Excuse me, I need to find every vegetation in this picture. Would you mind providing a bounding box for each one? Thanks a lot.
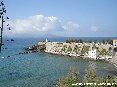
[101,40,106,44]
[106,40,113,45]
[81,46,90,55]
[67,46,72,52]
[100,48,109,56]
[104,75,116,83]
[57,69,81,87]
[109,47,112,51]
[73,45,80,54]
[87,40,92,43]
[61,45,67,52]
[84,68,103,84]
[66,39,83,43]
[56,68,117,87]
[57,42,63,44]
[92,45,98,50]
[99,40,113,45]
[65,39,113,45]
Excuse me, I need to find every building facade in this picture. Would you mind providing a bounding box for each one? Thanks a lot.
[88,49,97,59]
[113,39,117,46]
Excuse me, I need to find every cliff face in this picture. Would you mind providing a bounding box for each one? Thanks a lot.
[42,42,113,59]
[45,42,83,56]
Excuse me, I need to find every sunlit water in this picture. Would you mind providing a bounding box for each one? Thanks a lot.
[0,37,117,87]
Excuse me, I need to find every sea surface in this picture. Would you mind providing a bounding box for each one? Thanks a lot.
[0,37,117,87]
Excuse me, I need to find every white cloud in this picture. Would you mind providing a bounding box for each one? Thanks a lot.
[90,26,98,32]
[12,15,63,33]
[63,21,80,31]
[3,14,80,37]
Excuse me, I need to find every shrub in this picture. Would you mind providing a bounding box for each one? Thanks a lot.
[81,46,90,55]
[56,69,81,87]
[67,46,72,52]
[61,45,67,52]
[100,49,109,55]
[56,68,117,87]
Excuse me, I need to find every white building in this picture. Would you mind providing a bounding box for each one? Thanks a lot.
[46,39,48,42]
[88,49,97,59]
[113,39,117,47]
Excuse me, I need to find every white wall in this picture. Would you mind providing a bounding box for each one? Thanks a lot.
[88,49,97,59]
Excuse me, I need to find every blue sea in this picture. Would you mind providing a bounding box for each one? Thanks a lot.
[0,37,117,87]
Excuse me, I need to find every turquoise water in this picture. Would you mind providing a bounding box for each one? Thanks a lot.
[0,38,117,87]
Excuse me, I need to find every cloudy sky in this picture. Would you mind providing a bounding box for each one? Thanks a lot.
[3,0,117,37]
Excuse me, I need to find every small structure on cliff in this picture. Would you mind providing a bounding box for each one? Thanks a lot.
[113,39,117,47]
[46,39,48,42]
[88,46,99,59]
[88,49,97,59]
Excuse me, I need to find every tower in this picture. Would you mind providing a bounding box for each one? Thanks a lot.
[46,38,48,42]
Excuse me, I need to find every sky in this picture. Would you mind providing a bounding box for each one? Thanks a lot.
[3,0,117,37]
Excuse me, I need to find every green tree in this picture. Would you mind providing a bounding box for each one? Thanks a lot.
[56,68,117,87]
[81,46,90,55]
[56,69,81,87]
[79,39,83,43]
[104,75,115,83]
[65,39,83,43]
[84,68,97,83]
[67,46,72,52]
[107,40,113,45]
[61,45,67,52]
[88,40,92,43]
[73,45,80,54]
[94,40,98,43]
[100,49,109,55]
[103,75,117,87]
[101,40,105,44]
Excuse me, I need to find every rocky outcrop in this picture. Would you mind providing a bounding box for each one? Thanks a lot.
[25,44,46,52]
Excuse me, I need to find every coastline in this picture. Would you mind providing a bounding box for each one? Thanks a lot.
[107,57,117,68]
[45,51,117,69]
[25,40,117,67]
[45,51,109,62]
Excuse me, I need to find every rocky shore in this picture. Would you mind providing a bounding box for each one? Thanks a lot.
[108,53,117,67]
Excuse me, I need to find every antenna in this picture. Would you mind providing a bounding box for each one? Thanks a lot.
[0,0,10,52]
